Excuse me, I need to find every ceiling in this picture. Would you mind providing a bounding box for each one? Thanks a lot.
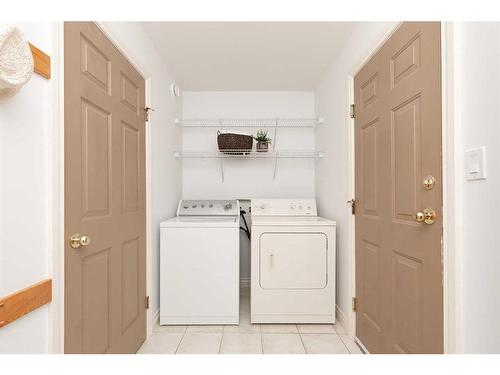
[141,22,358,91]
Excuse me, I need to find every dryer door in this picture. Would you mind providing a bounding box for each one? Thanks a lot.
[259,232,327,289]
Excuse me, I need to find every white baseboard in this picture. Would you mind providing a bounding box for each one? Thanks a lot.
[240,277,250,288]
[336,304,368,353]
[152,309,160,327]
[146,309,160,338]
[335,304,348,332]
[355,337,369,354]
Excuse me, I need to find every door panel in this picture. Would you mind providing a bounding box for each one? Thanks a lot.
[361,119,379,216]
[81,99,112,218]
[355,22,443,354]
[362,241,381,325]
[259,233,327,289]
[122,121,140,213]
[391,95,421,222]
[121,237,140,332]
[65,22,146,354]
[120,72,140,114]
[390,33,421,88]
[392,252,422,354]
[82,248,111,353]
[360,73,378,108]
[80,34,111,93]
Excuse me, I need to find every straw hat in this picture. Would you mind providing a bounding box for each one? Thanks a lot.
[0,24,33,99]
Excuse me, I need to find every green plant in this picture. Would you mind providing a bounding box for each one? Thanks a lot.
[253,129,272,143]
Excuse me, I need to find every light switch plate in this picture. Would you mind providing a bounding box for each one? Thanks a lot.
[465,147,487,181]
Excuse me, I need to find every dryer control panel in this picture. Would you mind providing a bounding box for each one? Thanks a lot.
[251,199,317,216]
[177,200,240,216]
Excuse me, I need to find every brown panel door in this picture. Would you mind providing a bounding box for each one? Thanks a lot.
[64,22,146,354]
[354,22,443,354]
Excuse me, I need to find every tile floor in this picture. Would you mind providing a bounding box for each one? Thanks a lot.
[137,288,363,354]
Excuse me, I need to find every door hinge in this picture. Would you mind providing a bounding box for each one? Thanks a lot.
[144,106,155,122]
[352,297,358,312]
[350,104,356,119]
[347,199,356,215]
[145,296,150,310]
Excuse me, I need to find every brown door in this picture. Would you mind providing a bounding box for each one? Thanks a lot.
[64,22,146,354]
[354,22,443,354]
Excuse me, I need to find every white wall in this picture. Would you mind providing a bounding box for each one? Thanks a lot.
[453,22,500,353]
[0,22,52,353]
[314,22,397,327]
[182,91,316,281]
[182,91,316,199]
[100,22,183,324]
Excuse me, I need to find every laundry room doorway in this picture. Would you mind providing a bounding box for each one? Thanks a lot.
[353,22,443,353]
[64,22,147,353]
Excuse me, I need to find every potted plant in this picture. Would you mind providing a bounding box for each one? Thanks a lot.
[253,130,272,152]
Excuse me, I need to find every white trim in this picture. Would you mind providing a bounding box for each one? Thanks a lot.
[144,77,153,338]
[49,21,65,354]
[347,22,457,353]
[152,309,160,329]
[441,21,460,354]
[355,337,370,354]
[51,22,154,353]
[347,76,356,340]
[335,305,347,330]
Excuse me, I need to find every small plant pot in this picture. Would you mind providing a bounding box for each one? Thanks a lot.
[256,141,269,152]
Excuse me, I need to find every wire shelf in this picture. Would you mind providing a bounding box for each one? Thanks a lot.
[174,118,324,128]
[174,150,324,159]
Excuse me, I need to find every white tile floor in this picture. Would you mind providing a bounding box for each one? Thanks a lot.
[137,288,363,354]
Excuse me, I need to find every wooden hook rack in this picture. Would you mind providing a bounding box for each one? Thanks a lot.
[28,42,51,79]
[0,279,52,328]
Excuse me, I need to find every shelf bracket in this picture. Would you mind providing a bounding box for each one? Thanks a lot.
[273,156,279,181]
[218,118,225,182]
[272,119,279,181]
[219,157,225,183]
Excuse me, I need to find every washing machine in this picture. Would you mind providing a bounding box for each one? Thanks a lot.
[250,199,336,324]
[160,199,240,325]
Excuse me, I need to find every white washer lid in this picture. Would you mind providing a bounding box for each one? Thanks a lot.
[160,216,239,228]
[251,216,336,226]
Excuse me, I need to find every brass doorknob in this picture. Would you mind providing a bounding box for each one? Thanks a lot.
[415,208,437,225]
[69,233,91,249]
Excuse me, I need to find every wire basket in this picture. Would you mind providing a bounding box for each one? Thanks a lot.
[217,131,253,155]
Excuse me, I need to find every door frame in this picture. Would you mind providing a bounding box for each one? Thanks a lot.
[49,21,153,353]
[346,22,459,354]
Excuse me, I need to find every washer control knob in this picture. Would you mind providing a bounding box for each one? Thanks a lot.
[224,203,233,211]
[192,204,197,208]
[209,203,213,208]
[183,205,188,209]
[201,204,205,208]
